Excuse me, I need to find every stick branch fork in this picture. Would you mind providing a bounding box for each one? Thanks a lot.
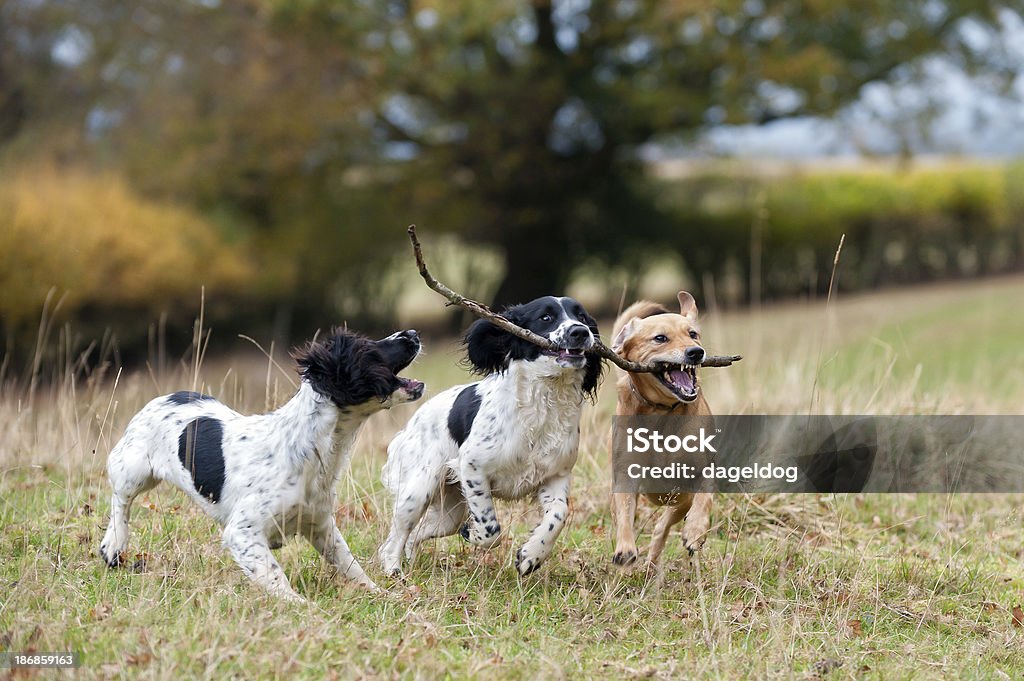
[407,225,742,374]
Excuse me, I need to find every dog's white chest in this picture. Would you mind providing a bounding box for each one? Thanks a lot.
[479,370,583,499]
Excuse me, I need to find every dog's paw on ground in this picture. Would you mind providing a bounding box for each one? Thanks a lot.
[680,524,708,555]
[612,548,638,566]
[515,549,543,576]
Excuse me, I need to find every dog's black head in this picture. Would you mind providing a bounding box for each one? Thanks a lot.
[464,296,603,399]
[294,329,424,409]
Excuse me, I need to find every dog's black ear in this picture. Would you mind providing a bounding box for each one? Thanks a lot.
[463,304,535,374]
[464,318,511,375]
[294,334,340,398]
[501,305,539,363]
[294,330,398,406]
[580,311,605,399]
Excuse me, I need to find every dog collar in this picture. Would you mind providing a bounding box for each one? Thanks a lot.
[630,382,681,412]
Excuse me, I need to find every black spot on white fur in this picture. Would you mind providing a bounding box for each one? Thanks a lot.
[448,385,482,446]
[178,417,226,503]
[378,296,600,578]
[101,328,422,598]
[166,390,213,405]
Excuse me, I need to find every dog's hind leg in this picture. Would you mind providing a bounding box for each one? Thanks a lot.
[404,483,467,561]
[378,474,436,577]
[309,518,379,592]
[611,492,639,567]
[458,457,502,549]
[99,440,158,567]
[647,497,691,567]
[223,513,303,602]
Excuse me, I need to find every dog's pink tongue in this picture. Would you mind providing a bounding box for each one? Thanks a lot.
[668,369,693,391]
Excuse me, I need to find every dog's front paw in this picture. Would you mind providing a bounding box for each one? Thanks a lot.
[515,547,543,576]
[612,546,638,567]
[680,519,709,555]
[459,520,502,548]
[377,545,404,578]
[98,543,125,568]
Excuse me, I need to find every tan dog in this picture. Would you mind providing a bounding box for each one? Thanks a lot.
[610,291,713,567]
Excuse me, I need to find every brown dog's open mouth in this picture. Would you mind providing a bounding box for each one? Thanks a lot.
[657,365,699,403]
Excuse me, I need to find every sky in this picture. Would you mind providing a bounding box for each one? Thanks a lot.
[685,11,1024,159]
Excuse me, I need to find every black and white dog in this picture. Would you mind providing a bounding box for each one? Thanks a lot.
[99,329,423,600]
[378,297,602,577]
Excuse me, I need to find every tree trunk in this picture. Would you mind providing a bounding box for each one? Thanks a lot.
[490,221,572,307]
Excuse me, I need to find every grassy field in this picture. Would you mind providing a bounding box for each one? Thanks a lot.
[2,276,1024,679]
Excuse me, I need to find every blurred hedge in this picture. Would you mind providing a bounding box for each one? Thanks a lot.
[0,166,258,357]
[657,161,1024,304]
[3,161,1021,365]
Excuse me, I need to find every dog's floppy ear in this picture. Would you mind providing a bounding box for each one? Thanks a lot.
[611,318,637,354]
[464,305,535,374]
[294,330,398,406]
[677,291,698,322]
[464,318,511,375]
[294,333,344,399]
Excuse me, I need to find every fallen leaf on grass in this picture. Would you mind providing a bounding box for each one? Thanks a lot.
[1012,606,1023,627]
[126,651,153,666]
[847,618,863,636]
[728,602,747,623]
[90,603,112,621]
[400,611,441,647]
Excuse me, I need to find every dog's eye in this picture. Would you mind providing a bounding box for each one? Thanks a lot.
[689,330,699,339]
[541,314,553,323]
[653,334,668,343]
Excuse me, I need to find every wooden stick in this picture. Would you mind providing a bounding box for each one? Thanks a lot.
[407,225,742,373]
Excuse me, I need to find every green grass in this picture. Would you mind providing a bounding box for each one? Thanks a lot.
[3,277,1024,679]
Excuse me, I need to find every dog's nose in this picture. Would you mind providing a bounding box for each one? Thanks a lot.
[685,346,705,364]
[403,329,420,343]
[567,325,590,345]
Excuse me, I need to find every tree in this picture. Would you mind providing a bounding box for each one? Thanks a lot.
[3,0,1020,318]
[269,0,1019,304]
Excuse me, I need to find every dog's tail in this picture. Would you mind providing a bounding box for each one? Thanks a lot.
[612,301,671,339]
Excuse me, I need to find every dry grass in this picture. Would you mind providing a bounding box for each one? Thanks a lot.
[2,277,1024,679]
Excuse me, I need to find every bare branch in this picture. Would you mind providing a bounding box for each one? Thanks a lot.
[407,225,742,373]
